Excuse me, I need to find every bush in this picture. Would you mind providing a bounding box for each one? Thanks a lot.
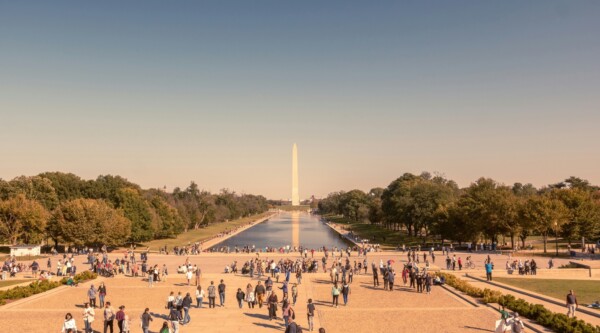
[0,271,97,305]
[439,273,600,333]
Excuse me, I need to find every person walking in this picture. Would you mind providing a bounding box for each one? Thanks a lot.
[255,280,266,308]
[103,302,115,333]
[159,321,169,333]
[282,300,294,328]
[218,279,226,307]
[236,288,246,309]
[186,269,193,286]
[567,289,578,318]
[307,298,316,332]
[291,283,298,306]
[331,282,341,308]
[182,292,193,324]
[388,269,395,291]
[140,308,153,333]
[195,285,204,308]
[115,305,125,333]
[246,285,255,308]
[168,306,182,333]
[512,313,525,333]
[83,302,95,333]
[485,260,494,281]
[208,281,216,308]
[61,313,78,333]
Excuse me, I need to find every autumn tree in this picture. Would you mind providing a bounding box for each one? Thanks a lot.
[0,194,49,244]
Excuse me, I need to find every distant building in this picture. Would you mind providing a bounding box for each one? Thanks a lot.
[10,244,41,257]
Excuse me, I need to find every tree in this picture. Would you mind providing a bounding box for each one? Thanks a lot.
[54,199,131,246]
[38,172,88,202]
[0,194,49,244]
[115,188,154,243]
[338,190,370,222]
[522,192,569,253]
[1,176,59,211]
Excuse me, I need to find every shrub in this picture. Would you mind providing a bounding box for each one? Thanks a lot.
[439,273,600,333]
[0,271,97,305]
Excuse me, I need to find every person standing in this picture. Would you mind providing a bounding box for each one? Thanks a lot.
[268,291,279,320]
[195,265,202,286]
[195,285,205,308]
[388,269,395,291]
[186,269,193,286]
[61,313,77,333]
[88,285,97,308]
[208,281,216,308]
[115,305,125,333]
[567,290,578,318]
[485,260,494,281]
[372,263,379,287]
[218,279,226,307]
[331,282,340,308]
[307,298,316,332]
[83,302,95,333]
[103,302,115,333]
[341,282,351,305]
[140,308,153,333]
[159,321,170,333]
[122,314,130,333]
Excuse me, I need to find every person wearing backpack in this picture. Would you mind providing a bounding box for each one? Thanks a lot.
[168,306,182,333]
[512,313,525,333]
[284,317,302,333]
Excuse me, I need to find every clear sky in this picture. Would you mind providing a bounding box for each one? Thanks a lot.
[1,1,599,200]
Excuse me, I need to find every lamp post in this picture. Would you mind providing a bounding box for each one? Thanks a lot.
[554,221,559,257]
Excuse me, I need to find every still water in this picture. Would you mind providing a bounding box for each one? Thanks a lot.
[212,212,352,250]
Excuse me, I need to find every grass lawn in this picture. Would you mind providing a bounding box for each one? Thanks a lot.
[323,215,435,250]
[494,277,600,305]
[0,280,29,288]
[141,212,273,250]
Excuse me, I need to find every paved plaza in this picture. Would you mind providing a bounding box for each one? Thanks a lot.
[0,252,508,333]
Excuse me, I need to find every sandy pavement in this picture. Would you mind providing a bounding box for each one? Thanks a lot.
[0,251,503,333]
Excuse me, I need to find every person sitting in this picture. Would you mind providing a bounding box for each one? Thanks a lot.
[224,265,231,273]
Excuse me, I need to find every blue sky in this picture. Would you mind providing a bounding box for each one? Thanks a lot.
[1,1,599,199]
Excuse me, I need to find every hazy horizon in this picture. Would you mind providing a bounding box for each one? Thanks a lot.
[2,1,599,199]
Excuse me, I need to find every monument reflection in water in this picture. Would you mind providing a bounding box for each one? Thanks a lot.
[212,212,351,250]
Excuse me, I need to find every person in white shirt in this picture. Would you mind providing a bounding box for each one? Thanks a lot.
[195,285,205,308]
[61,312,77,333]
[83,303,95,333]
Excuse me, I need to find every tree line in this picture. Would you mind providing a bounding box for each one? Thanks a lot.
[318,173,600,252]
[0,172,268,246]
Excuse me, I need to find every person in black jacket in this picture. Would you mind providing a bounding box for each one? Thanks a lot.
[182,292,193,325]
[218,280,226,307]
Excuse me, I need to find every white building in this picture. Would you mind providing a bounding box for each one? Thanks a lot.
[10,244,41,257]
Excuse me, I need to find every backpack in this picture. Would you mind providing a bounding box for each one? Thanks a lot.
[512,319,524,333]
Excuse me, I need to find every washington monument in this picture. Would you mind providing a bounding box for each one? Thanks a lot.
[291,143,300,206]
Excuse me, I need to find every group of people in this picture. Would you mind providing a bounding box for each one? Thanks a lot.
[505,259,538,275]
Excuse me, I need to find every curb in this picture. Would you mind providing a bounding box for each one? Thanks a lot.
[465,274,600,319]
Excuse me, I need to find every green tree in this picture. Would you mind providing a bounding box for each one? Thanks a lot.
[115,188,154,243]
[522,192,569,253]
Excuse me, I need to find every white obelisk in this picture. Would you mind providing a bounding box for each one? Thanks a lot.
[292,143,300,206]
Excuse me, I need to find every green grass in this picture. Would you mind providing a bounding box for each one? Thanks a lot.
[494,277,600,305]
[0,280,29,288]
[141,212,273,250]
[323,215,434,249]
